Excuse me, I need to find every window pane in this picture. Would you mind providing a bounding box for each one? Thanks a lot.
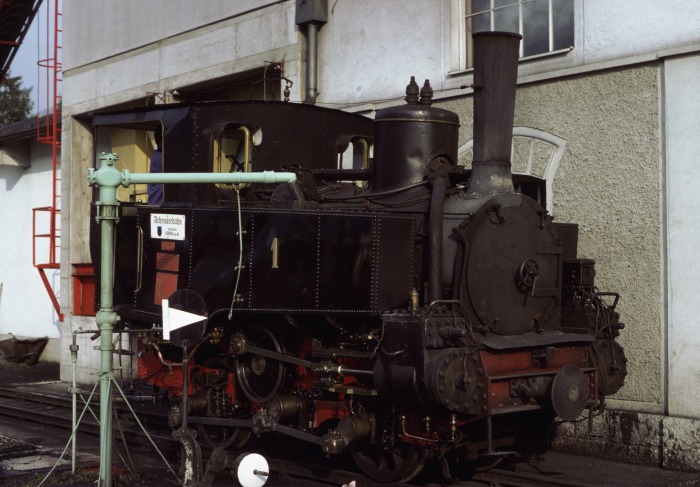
[494,0,519,34]
[514,175,546,208]
[471,0,491,33]
[553,0,574,50]
[465,0,574,69]
[522,0,549,57]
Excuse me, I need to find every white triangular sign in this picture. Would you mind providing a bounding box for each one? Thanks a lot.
[162,298,206,340]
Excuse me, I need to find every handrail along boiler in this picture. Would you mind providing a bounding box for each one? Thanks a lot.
[90,32,627,482]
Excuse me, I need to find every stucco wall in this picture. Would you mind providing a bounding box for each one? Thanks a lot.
[531,66,662,407]
[436,65,663,408]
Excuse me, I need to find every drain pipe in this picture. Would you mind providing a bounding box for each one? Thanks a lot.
[305,22,319,103]
[296,0,328,104]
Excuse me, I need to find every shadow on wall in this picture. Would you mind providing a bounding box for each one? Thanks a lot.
[0,166,25,191]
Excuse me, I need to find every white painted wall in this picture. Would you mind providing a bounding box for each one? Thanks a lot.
[316,0,446,105]
[317,1,700,104]
[63,1,300,113]
[62,1,700,109]
[581,1,700,64]
[63,0,285,70]
[0,140,60,360]
[665,52,700,419]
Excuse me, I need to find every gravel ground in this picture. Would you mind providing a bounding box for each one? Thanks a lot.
[0,356,60,385]
[0,357,167,487]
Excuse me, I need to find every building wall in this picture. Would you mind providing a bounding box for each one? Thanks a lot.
[316,0,447,106]
[63,0,299,113]
[665,52,700,419]
[0,140,61,362]
[63,0,287,70]
[580,1,700,64]
[315,1,700,104]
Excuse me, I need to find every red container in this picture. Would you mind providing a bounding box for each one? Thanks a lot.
[72,263,95,316]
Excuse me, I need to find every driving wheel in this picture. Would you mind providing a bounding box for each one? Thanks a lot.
[235,325,286,403]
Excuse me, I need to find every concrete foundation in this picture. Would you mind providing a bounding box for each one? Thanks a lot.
[554,409,700,473]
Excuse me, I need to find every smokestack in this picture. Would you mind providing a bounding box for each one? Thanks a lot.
[468,32,522,196]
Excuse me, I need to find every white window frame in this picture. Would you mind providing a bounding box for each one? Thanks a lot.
[449,0,574,73]
[457,127,566,215]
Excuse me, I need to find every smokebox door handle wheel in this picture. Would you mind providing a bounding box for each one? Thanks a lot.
[516,259,540,293]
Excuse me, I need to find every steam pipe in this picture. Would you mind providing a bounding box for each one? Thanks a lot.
[428,175,448,302]
[468,32,522,196]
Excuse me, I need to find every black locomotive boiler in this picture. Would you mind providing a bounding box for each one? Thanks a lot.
[91,32,627,482]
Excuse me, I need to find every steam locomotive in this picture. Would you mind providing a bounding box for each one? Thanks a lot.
[91,32,627,482]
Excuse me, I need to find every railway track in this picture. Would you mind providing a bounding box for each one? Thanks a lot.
[470,468,600,487]
[0,384,171,441]
[0,386,601,487]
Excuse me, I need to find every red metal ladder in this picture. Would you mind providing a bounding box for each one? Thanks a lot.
[32,0,62,321]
